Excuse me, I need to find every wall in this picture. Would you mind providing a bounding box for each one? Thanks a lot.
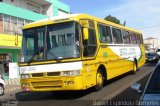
[46,0,70,16]
[0,2,47,21]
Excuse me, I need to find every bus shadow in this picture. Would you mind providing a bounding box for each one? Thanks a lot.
[145,62,157,67]
[15,88,94,101]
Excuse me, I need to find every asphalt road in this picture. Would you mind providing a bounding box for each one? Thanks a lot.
[112,72,150,101]
[0,63,157,106]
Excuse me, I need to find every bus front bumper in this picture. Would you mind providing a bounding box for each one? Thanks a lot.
[20,76,85,91]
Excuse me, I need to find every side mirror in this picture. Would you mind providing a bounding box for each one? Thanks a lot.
[83,28,89,40]
[131,83,143,94]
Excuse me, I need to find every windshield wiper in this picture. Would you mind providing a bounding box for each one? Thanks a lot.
[47,52,62,62]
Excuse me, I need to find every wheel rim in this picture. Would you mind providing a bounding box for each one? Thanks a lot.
[0,86,4,95]
[97,71,103,86]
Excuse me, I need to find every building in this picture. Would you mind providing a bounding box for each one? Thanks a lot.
[0,0,70,79]
[144,37,160,51]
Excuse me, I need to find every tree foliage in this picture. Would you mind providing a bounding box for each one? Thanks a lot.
[104,15,121,25]
[144,43,150,50]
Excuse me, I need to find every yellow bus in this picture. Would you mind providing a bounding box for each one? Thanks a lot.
[19,14,145,91]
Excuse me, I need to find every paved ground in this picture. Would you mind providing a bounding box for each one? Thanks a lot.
[112,74,150,101]
[5,85,21,93]
[5,78,20,85]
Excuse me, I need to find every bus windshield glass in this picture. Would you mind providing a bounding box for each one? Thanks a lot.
[22,21,80,63]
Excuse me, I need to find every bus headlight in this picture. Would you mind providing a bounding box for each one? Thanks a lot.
[61,70,80,76]
[21,74,30,79]
[22,83,30,87]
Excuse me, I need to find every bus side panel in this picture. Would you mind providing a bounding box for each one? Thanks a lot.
[96,46,133,80]
[96,45,145,81]
[137,45,146,68]
[82,60,97,89]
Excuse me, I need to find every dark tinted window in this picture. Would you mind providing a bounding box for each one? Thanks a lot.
[89,21,95,28]
[146,65,160,93]
[83,28,97,57]
[146,52,157,57]
[98,24,106,43]
[122,30,130,44]
[98,24,112,44]
[106,26,112,43]
[46,21,80,60]
[88,29,96,45]
[23,27,45,62]
[136,34,140,44]
[130,33,137,44]
[112,28,123,44]
[157,49,160,52]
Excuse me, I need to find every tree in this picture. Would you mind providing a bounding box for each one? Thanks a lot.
[104,15,121,25]
[144,43,150,51]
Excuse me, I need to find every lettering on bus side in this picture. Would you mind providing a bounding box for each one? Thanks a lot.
[20,67,36,72]
[119,48,136,57]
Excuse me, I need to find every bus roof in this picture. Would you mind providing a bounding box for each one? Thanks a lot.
[23,13,141,34]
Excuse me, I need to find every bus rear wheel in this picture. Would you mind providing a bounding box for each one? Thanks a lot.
[94,69,104,91]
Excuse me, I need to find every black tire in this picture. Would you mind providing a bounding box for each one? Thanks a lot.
[0,85,4,96]
[94,69,104,91]
[156,58,159,63]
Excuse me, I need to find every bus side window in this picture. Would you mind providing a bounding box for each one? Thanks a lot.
[98,24,107,43]
[136,34,141,45]
[122,30,130,44]
[112,28,123,44]
[134,33,138,44]
[106,26,112,44]
[130,32,137,44]
[83,28,97,57]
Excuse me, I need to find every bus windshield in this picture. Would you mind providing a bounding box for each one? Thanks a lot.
[22,21,80,63]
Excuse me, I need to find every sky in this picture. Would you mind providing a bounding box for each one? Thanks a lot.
[60,0,160,40]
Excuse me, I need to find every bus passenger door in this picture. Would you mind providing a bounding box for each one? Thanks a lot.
[80,19,98,88]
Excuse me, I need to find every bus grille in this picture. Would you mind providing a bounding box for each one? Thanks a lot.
[32,73,43,77]
[47,72,60,76]
[31,72,60,77]
[31,81,62,89]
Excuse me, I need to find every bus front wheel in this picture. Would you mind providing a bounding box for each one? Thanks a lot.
[94,69,104,91]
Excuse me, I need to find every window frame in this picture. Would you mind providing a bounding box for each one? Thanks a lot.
[97,23,113,44]
[98,23,107,43]
[121,29,131,44]
[129,32,137,45]
[112,27,123,44]
[81,19,97,57]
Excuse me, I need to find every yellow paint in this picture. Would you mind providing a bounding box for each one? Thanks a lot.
[0,34,22,47]
[20,14,145,91]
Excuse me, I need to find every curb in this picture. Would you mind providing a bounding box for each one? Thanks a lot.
[5,78,20,85]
